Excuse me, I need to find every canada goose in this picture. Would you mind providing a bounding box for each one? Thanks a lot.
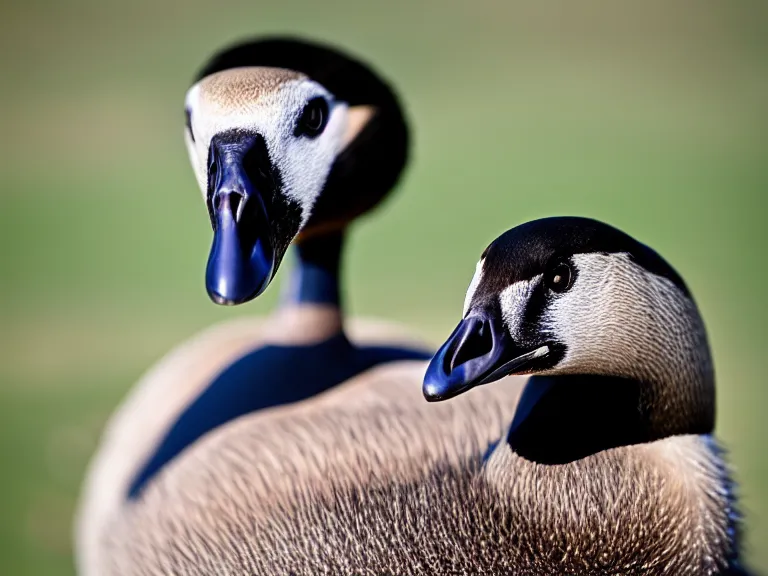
[75,37,431,575]
[423,216,748,574]
[84,217,748,575]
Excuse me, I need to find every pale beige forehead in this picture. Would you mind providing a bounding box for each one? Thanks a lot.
[198,67,307,108]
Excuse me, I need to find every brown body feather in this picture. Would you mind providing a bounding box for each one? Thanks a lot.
[75,313,430,575]
[91,362,734,576]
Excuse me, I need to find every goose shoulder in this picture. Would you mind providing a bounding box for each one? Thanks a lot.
[483,434,736,570]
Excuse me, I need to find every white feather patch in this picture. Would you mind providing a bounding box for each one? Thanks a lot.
[498,276,541,339]
[463,259,485,317]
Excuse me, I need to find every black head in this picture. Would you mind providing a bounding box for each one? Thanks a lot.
[469,217,690,305]
[184,37,409,304]
[424,217,712,416]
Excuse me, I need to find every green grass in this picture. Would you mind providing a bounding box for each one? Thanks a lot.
[1,0,767,573]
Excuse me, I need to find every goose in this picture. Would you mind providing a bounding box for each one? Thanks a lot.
[423,216,748,574]
[83,217,749,575]
[75,37,432,575]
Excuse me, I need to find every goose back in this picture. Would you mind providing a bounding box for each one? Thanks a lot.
[95,363,738,576]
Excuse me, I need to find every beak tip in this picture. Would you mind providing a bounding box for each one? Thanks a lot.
[422,379,471,403]
[205,276,270,306]
[422,382,443,402]
[422,360,465,402]
[206,290,245,306]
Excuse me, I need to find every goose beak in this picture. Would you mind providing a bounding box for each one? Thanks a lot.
[205,134,275,305]
[423,312,550,402]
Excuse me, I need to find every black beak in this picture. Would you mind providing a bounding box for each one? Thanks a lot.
[423,310,551,402]
[205,132,275,305]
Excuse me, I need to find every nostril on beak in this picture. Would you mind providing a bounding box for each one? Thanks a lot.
[445,319,494,374]
[228,192,246,222]
[212,191,247,221]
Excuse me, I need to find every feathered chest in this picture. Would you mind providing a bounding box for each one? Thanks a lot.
[103,369,739,576]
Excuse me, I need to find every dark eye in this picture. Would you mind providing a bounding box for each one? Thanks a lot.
[545,261,573,293]
[185,108,195,142]
[294,97,329,138]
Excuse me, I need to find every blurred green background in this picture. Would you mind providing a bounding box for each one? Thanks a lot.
[1,0,766,573]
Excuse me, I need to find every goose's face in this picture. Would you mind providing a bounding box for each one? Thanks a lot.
[424,217,702,401]
[184,67,364,305]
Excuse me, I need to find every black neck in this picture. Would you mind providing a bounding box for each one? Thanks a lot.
[280,232,344,309]
[507,375,664,464]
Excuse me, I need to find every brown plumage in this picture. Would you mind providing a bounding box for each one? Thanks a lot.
[75,315,429,575]
[96,363,735,575]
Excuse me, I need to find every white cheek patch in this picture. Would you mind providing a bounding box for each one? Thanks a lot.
[540,252,709,382]
[498,276,541,339]
[276,95,349,226]
[462,258,485,317]
[542,252,636,370]
[184,83,208,199]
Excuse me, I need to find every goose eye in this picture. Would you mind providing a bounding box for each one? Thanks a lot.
[546,261,573,293]
[185,108,195,142]
[295,97,329,138]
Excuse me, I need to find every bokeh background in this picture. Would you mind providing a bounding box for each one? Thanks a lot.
[1,0,766,573]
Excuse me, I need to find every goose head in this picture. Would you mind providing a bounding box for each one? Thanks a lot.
[424,217,715,440]
[184,38,408,305]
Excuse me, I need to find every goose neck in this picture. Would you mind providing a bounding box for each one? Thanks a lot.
[279,231,345,327]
